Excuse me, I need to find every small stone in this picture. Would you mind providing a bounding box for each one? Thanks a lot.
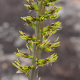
[14,37,25,47]
[2,63,8,69]
[0,50,4,56]
[70,37,80,44]
[1,76,8,80]
[0,44,3,49]
[0,26,4,32]
[2,22,10,29]
[74,24,80,32]
[12,75,28,80]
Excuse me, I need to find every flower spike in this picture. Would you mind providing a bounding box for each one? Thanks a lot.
[12,0,63,79]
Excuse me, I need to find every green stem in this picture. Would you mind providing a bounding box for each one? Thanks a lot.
[29,0,45,80]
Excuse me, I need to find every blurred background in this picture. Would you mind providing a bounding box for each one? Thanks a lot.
[0,0,80,80]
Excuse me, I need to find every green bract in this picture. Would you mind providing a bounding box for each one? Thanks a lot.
[12,58,34,77]
[14,48,33,59]
[12,0,63,80]
[36,53,58,66]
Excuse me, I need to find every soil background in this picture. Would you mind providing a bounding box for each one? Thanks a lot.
[0,0,80,80]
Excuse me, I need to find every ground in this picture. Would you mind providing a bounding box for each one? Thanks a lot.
[0,0,80,80]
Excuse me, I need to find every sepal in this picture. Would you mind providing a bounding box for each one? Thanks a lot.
[19,31,41,45]
[36,53,58,67]
[21,17,36,30]
[38,13,60,21]
[45,0,59,2]
[24,2,38,11]
[41,21,62,41]
[14,48,33,59]
[19,31,26,35]
[19,32,36,41]
[26,0,35,5]
[42,21,62,32]
[45,6,63,15]
[43,1,55,6]
[38,39,60,52]
[21,16,36,22]
[12,59,34,77]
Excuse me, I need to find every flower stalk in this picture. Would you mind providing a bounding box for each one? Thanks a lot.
[29,1,45,80]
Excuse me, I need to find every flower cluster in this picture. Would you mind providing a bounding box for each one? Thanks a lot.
[12,0,62,79]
